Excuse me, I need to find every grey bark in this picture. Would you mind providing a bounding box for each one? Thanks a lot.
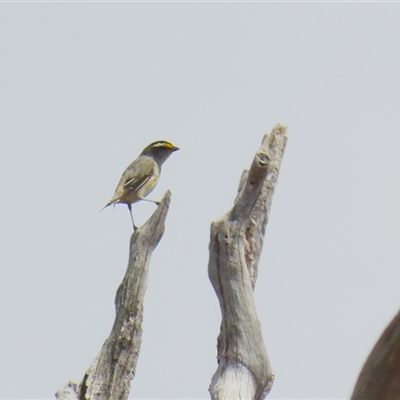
[208,124,289,400]
[351,309,400,400]
[56,191,171,400]
[56,126,400,400]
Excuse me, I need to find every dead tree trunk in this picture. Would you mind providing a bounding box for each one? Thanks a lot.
[208,124,288,400]
[56,191,171,400]
[56,126,400,400]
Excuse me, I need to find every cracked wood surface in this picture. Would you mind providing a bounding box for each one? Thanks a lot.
[208,125,288,400]
[56,191,171,400]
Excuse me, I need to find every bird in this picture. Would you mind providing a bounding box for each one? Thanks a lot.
[103,140,179,230]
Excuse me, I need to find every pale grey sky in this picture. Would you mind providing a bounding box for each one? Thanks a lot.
[1,3,400,400]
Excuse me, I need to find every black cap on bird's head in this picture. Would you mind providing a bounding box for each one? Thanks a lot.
[141,140,179,165]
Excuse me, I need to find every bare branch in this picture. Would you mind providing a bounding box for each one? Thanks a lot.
[56,191,171,400]
[55,381,78,400]
[208,125,288,400]
[351,309,400,400]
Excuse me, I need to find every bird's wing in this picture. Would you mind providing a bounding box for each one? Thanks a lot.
[105,157,156,207]
[123,172,151,193]
[121,157,155,193]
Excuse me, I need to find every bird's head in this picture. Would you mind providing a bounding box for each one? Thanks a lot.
[141,140,179,165]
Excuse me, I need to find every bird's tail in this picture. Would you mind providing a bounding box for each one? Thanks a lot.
[101,199,116,211]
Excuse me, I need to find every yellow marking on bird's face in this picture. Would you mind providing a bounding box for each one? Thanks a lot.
[153,141,175,149]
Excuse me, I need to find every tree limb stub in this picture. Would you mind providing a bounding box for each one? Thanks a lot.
[56,191,171,400]
[351,309,400,400]
[208,124,288,400]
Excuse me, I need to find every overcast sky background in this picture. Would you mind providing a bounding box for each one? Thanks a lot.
[1,3,400,400]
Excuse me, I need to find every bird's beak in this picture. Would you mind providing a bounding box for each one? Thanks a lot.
[172,146,179,151]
